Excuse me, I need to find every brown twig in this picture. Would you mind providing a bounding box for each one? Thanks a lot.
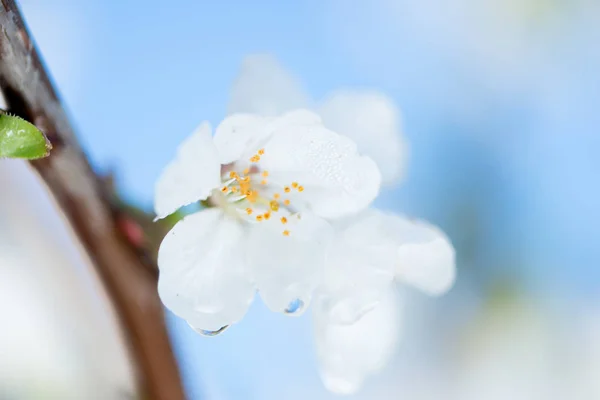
[0,2,186,399]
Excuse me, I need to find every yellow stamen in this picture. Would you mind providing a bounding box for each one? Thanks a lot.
[270,200,280,212]
[298,186,304,192]
[273,193,280,199]
[258,148,265,155]
[292,182,298,188]
[246,208,253,215]
[229,171,237,179]
[246,190,258,203]
[243,168,250,175]
[284,186,291,193]
[262,170,269,177]
[283,199,290,206]
[283,230,290,236]
[221,186,228,193]
[263,212,271,220]
[281,217,288,224]
[256,215,264,221]
[261,179,267,185]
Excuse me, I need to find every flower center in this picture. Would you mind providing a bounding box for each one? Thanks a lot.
[211,148,304,236]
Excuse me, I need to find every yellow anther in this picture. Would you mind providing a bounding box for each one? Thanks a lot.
[284,186,291,193]
[256,215,264,221]
[298,186,304,192]
[246,208,253,215]
[292,182,298,188]
[247,190,258,203]
[242,176,250,183]
[262,170,269,177]
[263,212,271,220]
[231,187,238,193]
[221,186,228,193]
[283,230,290,236]
[229,171,237,179]
[258,148,265,155]
[283,199,291,206]
[269,200,280,212]
[243,168,250,175]
[261,179,267,185]
[250,155,261,162]
[281,217,288,224]
[273,193,280,199]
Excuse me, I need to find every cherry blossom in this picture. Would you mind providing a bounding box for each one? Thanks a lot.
[155,110,381,333]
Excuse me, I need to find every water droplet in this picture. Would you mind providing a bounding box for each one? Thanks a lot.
[284,299,305,315]
[187,322,229,337]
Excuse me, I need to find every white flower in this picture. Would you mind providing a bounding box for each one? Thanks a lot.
[154,110,381,333]
[228,54,408,184]
[313,209,456,394]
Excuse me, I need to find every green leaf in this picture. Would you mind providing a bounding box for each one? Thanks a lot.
[0,111,52,159]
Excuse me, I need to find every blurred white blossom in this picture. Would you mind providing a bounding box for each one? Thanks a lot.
[0,161,136,399]
[314,209,455,394]
[155,110,381,332]
[454,297,559,400]
[313,289,401,395]
[228,54,408,184]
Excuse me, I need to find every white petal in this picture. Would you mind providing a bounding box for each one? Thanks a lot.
[319,213,397,324]
[260,124,382,219]
[332,209,456,296]
[319,90,408,185]
[157,209,255,331]
[313,289,401,395]
[213,114,270,165]
[246,212,333,315]
[213,110,321,165]
[228,54,310,116]
[320,241,394,325]
[154,122,221,219]
[388,215,456,296]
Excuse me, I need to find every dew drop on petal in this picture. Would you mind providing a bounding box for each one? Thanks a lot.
[284,299,305,315]
[187,322,230,337]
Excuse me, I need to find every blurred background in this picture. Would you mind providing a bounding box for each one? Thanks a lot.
[1,0,599,398]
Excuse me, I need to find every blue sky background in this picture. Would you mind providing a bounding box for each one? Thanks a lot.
[19,0,600,398]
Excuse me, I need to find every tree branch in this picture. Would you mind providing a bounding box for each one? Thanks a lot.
[0,2,186,399]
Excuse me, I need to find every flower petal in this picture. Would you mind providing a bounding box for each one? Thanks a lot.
[154,122,221,219]
[319,90,408,185]
[157,209,255,331]
[213,110,321,165]
[246,212,333,315]
[228,54,310,116]
[213,114,270,165]
[319,212,397,324]
[313,289,401,395]
[260,124,382,219]
[388,215,456,296]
